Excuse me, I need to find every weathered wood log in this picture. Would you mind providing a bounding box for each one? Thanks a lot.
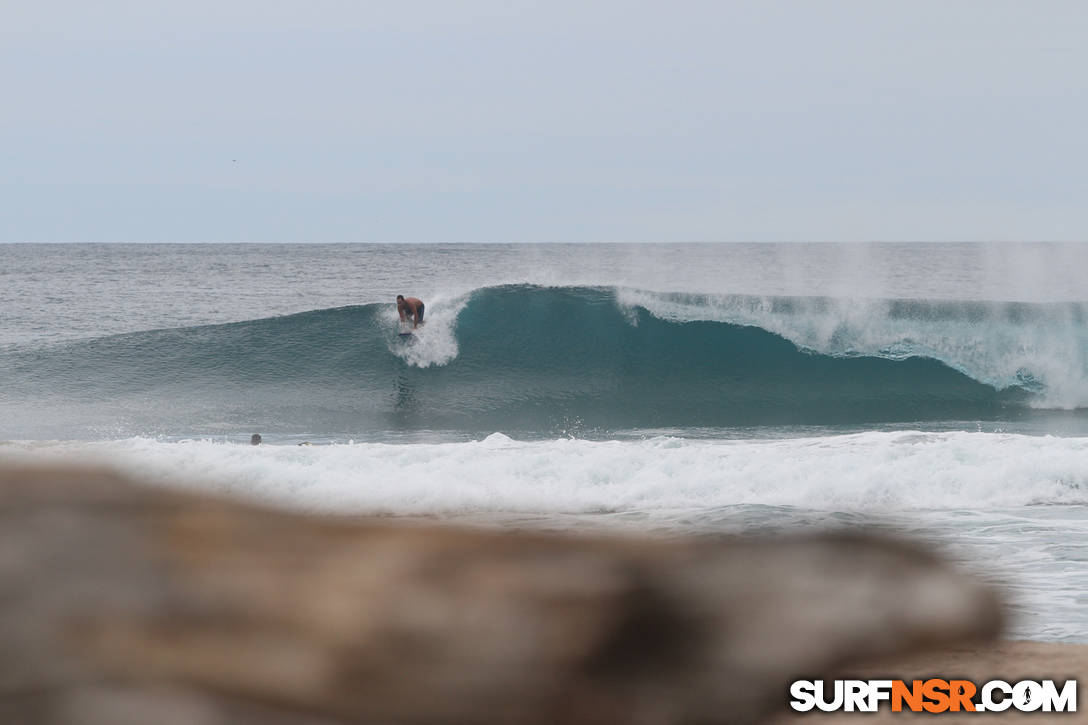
[0,465,1001,724]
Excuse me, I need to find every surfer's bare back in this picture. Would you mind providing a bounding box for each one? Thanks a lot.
[396,295,425,329]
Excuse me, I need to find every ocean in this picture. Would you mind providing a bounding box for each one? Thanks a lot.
[2,242,1087,642]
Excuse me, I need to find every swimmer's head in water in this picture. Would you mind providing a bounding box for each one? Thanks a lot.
[250,433,262,445]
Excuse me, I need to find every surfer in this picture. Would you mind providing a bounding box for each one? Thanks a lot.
[396,295,425,329]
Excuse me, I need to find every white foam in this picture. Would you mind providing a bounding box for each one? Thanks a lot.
[6,431,1088,515]
[7,431,1088,641]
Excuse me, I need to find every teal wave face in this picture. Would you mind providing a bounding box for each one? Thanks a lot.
[0,285,1041,437]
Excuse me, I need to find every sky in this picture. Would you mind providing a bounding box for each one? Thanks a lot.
[2,0,1086,242]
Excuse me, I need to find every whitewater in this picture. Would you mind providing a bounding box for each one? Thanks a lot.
[2,242,1087,642]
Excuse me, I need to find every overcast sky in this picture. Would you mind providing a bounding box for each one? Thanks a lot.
[3,1,1086,242]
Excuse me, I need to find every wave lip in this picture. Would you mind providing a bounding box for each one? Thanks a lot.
[3,284,1083,437]
[618,288,1088,409]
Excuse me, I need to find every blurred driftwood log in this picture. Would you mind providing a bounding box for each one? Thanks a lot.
[0,466,1000,725]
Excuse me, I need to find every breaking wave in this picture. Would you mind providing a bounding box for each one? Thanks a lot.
[4,285,1086,437]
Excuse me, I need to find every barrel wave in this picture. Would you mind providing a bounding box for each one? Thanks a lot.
[0,285,1065,438]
